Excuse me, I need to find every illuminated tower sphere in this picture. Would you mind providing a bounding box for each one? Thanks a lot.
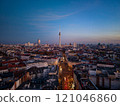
[59,31,61,47]
[38,39,40,45]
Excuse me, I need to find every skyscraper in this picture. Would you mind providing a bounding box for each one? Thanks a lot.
[38,39,40,45]
[73,42,77,48]
[59,28,61,47]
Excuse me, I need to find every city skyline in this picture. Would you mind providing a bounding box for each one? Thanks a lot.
[0,0,120,44]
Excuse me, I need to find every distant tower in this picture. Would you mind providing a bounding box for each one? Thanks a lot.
[38,39,40,45]
[59,26,61,47]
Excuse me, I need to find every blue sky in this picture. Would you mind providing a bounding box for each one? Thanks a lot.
[0,0,120,44]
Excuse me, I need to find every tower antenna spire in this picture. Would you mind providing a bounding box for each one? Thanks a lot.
[59,25,61,32]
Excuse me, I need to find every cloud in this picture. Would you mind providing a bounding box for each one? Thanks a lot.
[27,0,100,22]
[26,0,101,37]
[30,11,79,21]
[27,10,80,31]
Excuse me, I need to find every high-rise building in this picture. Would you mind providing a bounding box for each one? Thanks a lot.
[73,42,77,48]
[59,28,61,47]
[38,39,40,45]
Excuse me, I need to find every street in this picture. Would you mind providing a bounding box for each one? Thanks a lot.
[58,55,74,90]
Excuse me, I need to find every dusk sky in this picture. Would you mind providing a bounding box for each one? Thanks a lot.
[0,0,120,44]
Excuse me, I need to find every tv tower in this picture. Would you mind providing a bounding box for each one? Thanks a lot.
[59,26,61,47]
